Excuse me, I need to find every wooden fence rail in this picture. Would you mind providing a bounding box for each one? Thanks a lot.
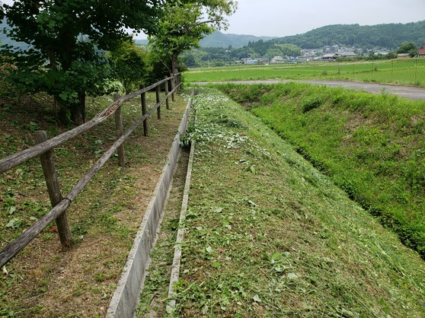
[0,74,182,268]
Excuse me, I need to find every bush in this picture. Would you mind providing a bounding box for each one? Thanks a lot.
[301,96,323,113]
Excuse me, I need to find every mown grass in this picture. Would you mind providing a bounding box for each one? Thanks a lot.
[0,84,189,317]
[184,59,425,87]
[216,82,425,260]
[170,88,425,317]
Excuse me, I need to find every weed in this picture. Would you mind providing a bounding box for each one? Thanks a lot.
[301,96,323,113]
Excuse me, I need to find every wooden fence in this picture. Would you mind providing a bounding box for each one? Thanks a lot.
[0,73,182,268]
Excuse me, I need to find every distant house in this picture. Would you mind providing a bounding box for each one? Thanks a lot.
[397,53,411,59]
[418,46,425,57]
[271,56,285,63]
[340,52,357,58]
[246,58,258,65]
[322,53,339,61]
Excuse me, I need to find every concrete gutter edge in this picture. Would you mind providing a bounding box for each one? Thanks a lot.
[106,98,192,318]
[166,138,196,312]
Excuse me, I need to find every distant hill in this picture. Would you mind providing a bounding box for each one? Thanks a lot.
[271,21,425,49]
[134,39,149,46]
[199,31,277,48]
[2,20,424,52]
[134,31,277,48]
[0,20,29,51]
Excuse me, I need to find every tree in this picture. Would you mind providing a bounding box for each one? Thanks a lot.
[0,0,162,125]
[277,44,301,57]
[149,0,237,75]
[108,40,150,95]
[397,42,418,57]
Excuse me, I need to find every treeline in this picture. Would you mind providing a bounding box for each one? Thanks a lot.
[183,42,302,67]
[270,21,425,49]
[182,20,425,68]
[199,30,276,48]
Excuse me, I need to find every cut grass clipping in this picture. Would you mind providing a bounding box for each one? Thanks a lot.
[0,89,189,317]
[170,87,425,317]
[217,82,425,260]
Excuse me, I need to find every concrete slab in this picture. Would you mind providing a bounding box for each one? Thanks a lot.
[106,98,192,318]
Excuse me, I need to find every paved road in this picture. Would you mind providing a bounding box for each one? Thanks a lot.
[194,79,425,101]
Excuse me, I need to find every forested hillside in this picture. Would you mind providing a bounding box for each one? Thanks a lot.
[272,21,425,49]
[199,30,276,48]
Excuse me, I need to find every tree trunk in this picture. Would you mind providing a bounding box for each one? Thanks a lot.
[57,98,69,125]
[172,52,179,75]
[70,92,86,125]
[56,92,86,126]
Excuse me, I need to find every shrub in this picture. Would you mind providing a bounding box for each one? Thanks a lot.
[301,96,323,113]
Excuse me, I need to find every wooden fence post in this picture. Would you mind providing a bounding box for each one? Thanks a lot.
[113,94,125,167]
[140,85,148,136]
[165,76,170,110]
[34,131,72,247]
[156,85,161,119]
[170,73,176,102]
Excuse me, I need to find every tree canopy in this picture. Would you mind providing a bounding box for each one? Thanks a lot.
[0,0,163,124]
[149,0,237,74]
[397,42,418,57]
[108,40,150,95]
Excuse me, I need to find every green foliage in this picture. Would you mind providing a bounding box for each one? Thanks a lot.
[149,0,237,74]
[108,40,150,94]
[270,21,425,49]
[0,0,162,124]
[181,20,425,66]
[397,42,419,57]
[218,83,425,259]
[301,96,323,113]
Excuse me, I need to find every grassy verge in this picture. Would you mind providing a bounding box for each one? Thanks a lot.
[216,82,425,259]
[0,87,189,317]
[184,59,425,87]
[171,87,425,317]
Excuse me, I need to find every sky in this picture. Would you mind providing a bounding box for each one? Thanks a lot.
[1,0,424,39]
[224,0,425,37]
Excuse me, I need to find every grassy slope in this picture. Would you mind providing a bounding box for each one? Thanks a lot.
[0,88,189,317]
[216,83,425,258]
[184,59,425,87]
[172,88,425,317]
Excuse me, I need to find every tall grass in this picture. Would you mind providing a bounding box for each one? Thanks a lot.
[216,82,425,258]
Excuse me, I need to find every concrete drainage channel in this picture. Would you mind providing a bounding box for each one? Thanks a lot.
[106,94,196,318]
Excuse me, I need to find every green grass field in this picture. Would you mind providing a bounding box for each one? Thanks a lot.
[167,88,425,317]
[184,59,425,87]
[216,82,425,259]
